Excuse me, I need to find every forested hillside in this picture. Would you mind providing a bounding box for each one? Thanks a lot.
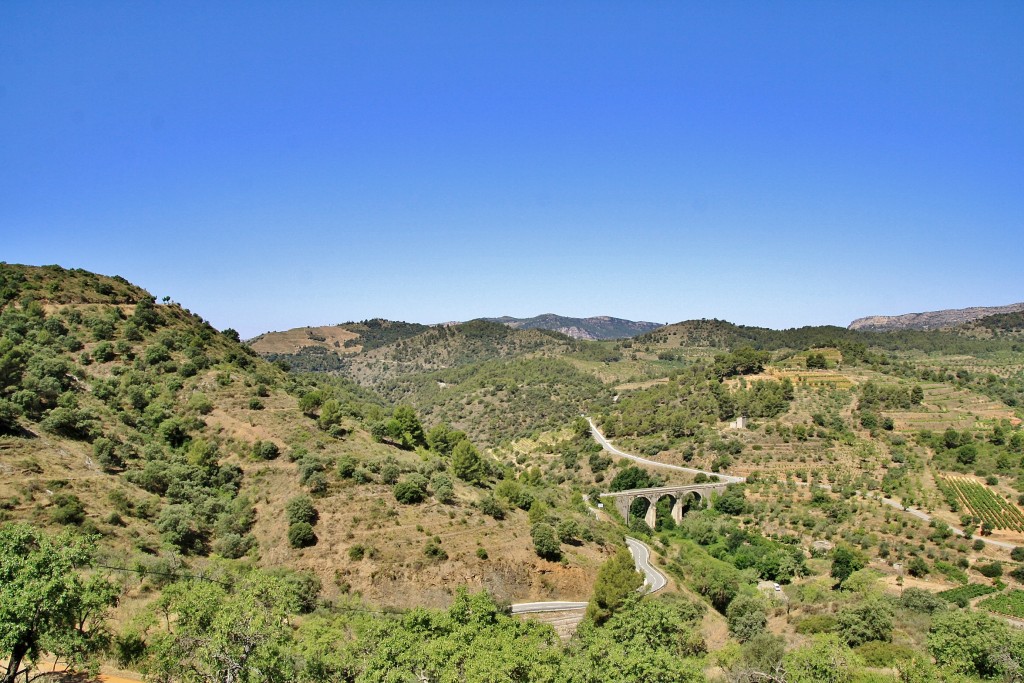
[6,263,1024,682]
[0,265,629,680]
[484,313,662,340]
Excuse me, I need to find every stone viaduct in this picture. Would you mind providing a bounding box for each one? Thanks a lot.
[600,482,729,527]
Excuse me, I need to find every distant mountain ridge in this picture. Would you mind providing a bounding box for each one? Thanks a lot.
[483,314,662,340]
[848,302,1024,332]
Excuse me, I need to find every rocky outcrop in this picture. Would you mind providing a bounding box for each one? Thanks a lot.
[848,303,1024,332]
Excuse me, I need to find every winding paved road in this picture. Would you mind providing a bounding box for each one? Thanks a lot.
[515,417,1017,618]
[867,492,1016,551]
[511,600,589,614]
[510,536,666,614]
[587,418,745,484]
[626,536,667,593]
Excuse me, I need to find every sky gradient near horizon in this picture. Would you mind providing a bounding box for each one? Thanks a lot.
[2,2,1022,338]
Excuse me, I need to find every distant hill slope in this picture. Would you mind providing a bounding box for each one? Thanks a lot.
[484,314,662,340]
[849,303,1024,332]
[249,319,429,354]
[635,319,854,350]
[343,319,578,385]
[958,311,1024,339]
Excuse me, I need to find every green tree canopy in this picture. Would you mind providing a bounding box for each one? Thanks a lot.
[145,574,296,683]
[531,523,561,561]
[927,609,1023,679]
[425,422,468,457]
[452,439,484,483]
[830,545,867,586]
[609,466,656,492]
[0,524,117,683]
[585,547,643,625]
[784,634,862,683]
[726,592,769,643]
[837,597,893,646]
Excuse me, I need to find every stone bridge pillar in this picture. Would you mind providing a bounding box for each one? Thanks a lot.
[671,496,686,524]
[644,496,658,529]
[615,495,632,524]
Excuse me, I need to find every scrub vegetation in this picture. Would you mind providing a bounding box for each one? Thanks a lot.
[4,263,1024,682]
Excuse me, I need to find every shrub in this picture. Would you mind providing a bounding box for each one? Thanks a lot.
[479,495,505,520]
[213,532,256,559]
[424,540,448,561]
[157,504,206,554]
[285,496,318,526]
[268,568,322,614]
[838,598,893,646]
[380,460,401,485]
[306,472,329,496]
[393,475,428,504]
[906,556,929,578]
[337,456,356,479]
[113,631,147,668]
[93,437,123,471]
[557,518,582,544]
[288,522,317,549]
[727,593,768,642]
[531,522,561,560]
[898,588,947,614]
[298,456,327,485]
[430,472,454,504]
[0,398,22,434]
[855,641,915,667]
[50,493,86,525]
[251,440,280,460]
[795,614,838,635]
[41,407,99,440]
[476,547,488,560]
[976,561,1003,578]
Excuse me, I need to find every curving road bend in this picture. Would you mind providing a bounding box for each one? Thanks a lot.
[626,536,667,593]
[510,536,667,614]
[587,418,745,484]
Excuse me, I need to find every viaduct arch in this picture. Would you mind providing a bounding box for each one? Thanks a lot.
[599,482,729,527]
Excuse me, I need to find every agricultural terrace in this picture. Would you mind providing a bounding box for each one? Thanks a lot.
[979,589,1024,619]
[940,476,1024,532]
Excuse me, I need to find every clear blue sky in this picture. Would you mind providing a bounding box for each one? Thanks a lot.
[3,2,1022,338]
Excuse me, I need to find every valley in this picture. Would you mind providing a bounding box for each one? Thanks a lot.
[3,263,1024,682]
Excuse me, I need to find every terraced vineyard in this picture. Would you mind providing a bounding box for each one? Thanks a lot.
[941,476,1024,531]
[885,383,1014,432]
[937,583,1000,603]
[979,589,1024,619]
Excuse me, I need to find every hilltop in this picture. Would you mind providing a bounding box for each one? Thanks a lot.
[247,319,430,372]
[849,302,1024,332]
[484,314,662,340]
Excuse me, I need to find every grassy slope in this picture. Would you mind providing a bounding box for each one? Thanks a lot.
[0,264,612,613]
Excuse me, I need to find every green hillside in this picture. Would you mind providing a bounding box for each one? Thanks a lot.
[5,263,1024,682]
[0,264,614,612]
